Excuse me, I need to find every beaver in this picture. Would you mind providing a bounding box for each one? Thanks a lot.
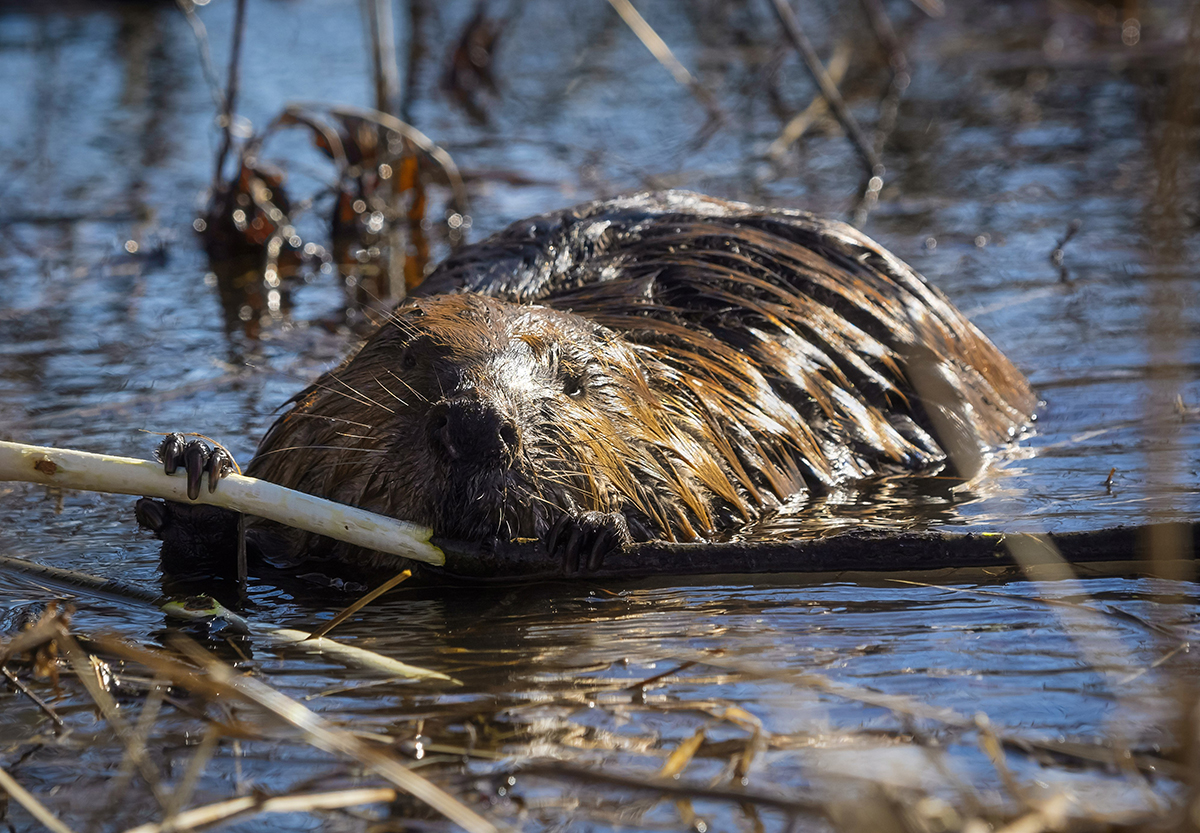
[139,191,1035,579]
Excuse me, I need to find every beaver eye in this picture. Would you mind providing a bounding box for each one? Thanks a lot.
[563,374,585,398]
[401,343,423,371]
[400,337,431,371]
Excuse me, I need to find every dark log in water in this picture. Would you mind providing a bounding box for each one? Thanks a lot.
[434,522,1200,582]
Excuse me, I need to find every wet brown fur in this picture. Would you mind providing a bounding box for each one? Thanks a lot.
[244,192,1036,570]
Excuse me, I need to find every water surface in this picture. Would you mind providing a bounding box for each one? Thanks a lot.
[0,1,1197,830]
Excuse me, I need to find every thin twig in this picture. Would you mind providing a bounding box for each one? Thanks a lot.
[659,728,706,778]
[862,0,908,79]
[174,0,227,112]
[163,723,223,820]
[213,0,248,190]
[308,569,412,640]
[852,0,912,226]
[362,0,405,295]
[399,0,430,123]
[95,675,171,826]
[1003,533,1148,693]
[520,760,825,816]
[363,0,401,116]
[975,713,1025,801]
[125,636,501,833]
[0,766,79,833]
[122,788,398,833]
[621,660,697,692]
[768,0,883,179]
[908,0,945,18]
[0,554,454,681]
[57,630,173,813]
[1049,218,1083,281]
[768,41,851,160]
[887,577,1185,640]
[1,664,66,732]
[285,102,470,214]
[607,0,724,130]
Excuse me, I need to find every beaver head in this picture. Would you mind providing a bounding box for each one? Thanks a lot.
[244,293,732,566]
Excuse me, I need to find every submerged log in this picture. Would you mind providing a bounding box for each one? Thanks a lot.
[434,523,1199,582]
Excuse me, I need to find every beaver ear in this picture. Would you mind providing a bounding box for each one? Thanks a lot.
[397,300,427,319]
[380,303,427,342]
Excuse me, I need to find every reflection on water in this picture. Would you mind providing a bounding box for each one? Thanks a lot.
[1,567,1196,829]
[0,0,1198,829]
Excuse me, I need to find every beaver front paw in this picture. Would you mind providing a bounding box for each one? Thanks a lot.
[156,433,234,501]
[140,434,241,581]
[135,497,243,580]
[546,511,632,575]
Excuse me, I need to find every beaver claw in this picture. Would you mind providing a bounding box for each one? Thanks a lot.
[546,511,632,575]
[156,433,233,501]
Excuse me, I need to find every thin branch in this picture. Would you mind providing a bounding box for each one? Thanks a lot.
[0,554,456,681]
[0,440,442,566]
[852,0,912,226]
[213,0,248,189]
[122,788,399,833]
[768,0,883,178]
[163,723,222,820]
[768,41,851,159]
[0,766,79,833]
[399,0,430,123]
[174,0,226,113]
[607,0,724,129]
[520,760,826,816]
[308,569,413,640]
[363,0,401,116]
[58,630,173,812]
[286,102,470,214]
[137,636,501,833]
[1,665,65,732]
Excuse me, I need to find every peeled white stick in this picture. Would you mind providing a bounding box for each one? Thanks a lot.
[268,629,457,682]
[0,440,444,567]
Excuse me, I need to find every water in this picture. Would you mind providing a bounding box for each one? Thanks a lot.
[0,1,1198,830]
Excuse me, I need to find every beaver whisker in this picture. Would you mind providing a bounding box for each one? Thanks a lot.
[385,310,429,337]
[280,412,377,430]
[303,378,394,414]
[370,374,408,406]
[252,444,389,458]
[332,432,379,442]
[495,484,509,537]
[382,369,429,404]
[323,374,396,415]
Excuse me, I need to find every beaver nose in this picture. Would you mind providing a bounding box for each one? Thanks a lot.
[427,397,520,466]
